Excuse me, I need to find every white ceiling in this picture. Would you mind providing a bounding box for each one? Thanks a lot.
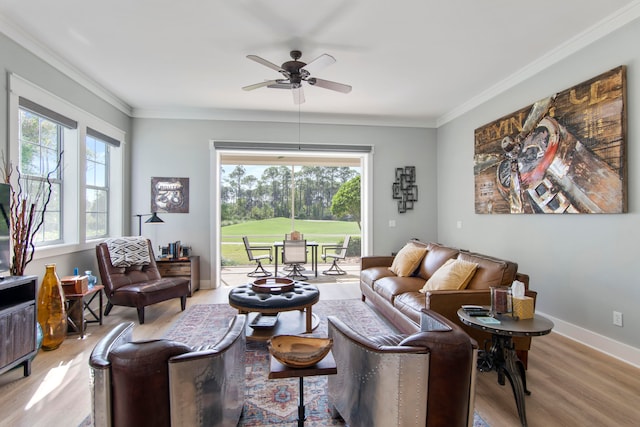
[0,0,638,127]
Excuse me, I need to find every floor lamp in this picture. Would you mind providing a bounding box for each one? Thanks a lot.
[135,212,164,236]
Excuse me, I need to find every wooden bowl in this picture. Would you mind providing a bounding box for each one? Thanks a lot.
[268,335,333,368]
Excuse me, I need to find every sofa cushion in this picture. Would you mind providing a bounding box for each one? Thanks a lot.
[457,251,518,289]
[393,292,426,325]
[373,276,426,303]
[420,258,478,292]
[416,243,460,281]
[360,266,397,288]
[389,242,428,277]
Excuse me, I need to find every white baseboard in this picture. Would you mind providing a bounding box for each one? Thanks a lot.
[537,311,640,369]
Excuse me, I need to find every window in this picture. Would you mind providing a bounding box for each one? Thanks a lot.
[85,130,110,239]
[9,73,125,255]
[18,101,73,245]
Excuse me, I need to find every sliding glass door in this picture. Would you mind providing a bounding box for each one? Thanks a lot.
[213,144,372,287]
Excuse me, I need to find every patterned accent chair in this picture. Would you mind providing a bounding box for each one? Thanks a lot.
[89,315,247,427]
[96,239,190,323]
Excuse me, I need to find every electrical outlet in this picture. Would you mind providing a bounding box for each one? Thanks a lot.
[613,311,623,327]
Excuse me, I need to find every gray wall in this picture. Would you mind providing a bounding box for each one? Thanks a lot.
[436,19,640,350]
[131,118,437,285]
[3,15,639,360]
[0,32,133,278]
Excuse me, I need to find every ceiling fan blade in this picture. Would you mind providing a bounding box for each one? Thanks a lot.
[307,77,352,94]
[247,55,285,73]
[293,85,305,105]
[301,53,336,75]
[242,79,280,91]
[267,82,294,89]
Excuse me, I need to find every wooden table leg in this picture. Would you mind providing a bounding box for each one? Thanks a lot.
[305,305,312,333]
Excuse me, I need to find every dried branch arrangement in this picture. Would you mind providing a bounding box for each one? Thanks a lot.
[2,153,62,276]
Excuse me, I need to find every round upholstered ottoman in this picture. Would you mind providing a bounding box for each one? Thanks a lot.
[228,282,320,340]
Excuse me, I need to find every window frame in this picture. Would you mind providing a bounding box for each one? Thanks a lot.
[85,132,111,239]
[8,73,125,258]
[18,106,67,246]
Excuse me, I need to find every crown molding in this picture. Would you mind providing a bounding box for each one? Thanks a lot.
[0,13,132,116]
[132,107,437,128]
[437,0,640,127]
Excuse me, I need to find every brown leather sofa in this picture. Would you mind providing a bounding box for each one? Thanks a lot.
[328,310,478,427]
[96,240,190,324]
[360,240,537,366]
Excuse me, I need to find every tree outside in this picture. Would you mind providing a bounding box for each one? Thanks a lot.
[221,165,359,224]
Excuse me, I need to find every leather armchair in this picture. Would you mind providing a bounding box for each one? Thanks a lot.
[96,239,190,323]
[328,309,478,427]
[89,314,247,427]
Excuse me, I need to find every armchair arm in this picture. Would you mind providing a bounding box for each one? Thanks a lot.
[361,255,394,270]
[168,315,247,427]
[321,244,341,257]
[250,245,272,256]
[328,316,427,354]
[425,289,491,323]
[250,245,272,251]
[89,322,135,427]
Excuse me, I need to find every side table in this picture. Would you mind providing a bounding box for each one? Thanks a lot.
[269,351,337,427]
[64,285,104,339]
[156,256,200,296]
[457,307,553,427]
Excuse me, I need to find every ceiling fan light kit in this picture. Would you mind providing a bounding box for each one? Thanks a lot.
[243,50,352,104]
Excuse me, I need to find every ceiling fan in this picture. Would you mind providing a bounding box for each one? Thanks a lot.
[242,50,352,104]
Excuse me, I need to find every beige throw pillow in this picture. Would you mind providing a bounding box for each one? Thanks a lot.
[419,258,478,292]
[389,243,428,277]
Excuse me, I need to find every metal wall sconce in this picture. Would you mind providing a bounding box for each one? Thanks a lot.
[135,212,164,236]
[392,166,418,213]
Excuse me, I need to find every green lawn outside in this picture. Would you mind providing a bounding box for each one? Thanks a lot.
[221,217,360,265]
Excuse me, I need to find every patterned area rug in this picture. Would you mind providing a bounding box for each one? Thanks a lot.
[163,300,490,427]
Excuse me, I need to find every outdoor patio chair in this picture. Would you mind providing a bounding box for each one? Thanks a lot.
[282,239,308,281]
[321,235,351,275]
[243,236,273,277]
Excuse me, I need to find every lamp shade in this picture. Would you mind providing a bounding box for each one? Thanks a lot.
[145,212,164,224]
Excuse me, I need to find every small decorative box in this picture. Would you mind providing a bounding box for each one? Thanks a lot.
[61,275,89,294]
[513,296,534,319]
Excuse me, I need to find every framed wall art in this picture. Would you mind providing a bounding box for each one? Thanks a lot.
[392,166,418,213]
[151,177,190,213]
[474,66,627,214]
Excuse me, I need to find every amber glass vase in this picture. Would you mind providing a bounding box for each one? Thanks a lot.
[38,264,67,350]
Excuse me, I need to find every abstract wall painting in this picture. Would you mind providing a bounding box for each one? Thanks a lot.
[393,166,418,213]
[474,66,627,214]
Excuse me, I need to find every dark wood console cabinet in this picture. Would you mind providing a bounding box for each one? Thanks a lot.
[156,256,200,297]
[0,275,38,377]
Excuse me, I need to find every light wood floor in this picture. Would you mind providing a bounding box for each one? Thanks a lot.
[1,283,638,427]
